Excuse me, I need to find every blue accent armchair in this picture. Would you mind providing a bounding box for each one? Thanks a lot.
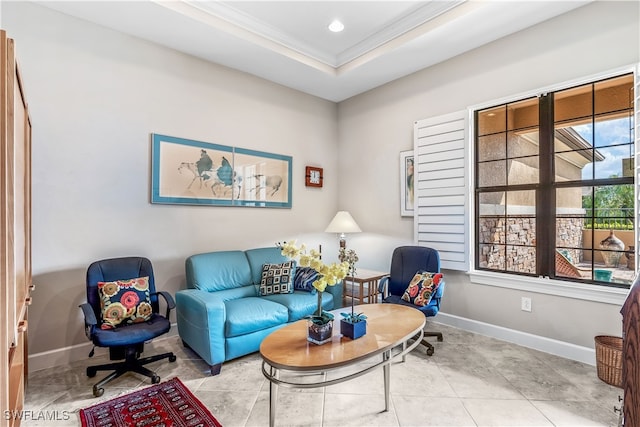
[79,257,177,397]
[378,246,445,356]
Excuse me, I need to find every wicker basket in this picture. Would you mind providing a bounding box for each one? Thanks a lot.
[594,335,623,388]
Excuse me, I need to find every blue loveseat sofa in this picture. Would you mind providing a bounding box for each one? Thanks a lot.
[175,247,342,375]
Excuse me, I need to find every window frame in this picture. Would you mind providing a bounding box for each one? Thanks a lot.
[468,64,638,305]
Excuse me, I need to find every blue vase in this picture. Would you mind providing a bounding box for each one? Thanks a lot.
[340,319,366,340]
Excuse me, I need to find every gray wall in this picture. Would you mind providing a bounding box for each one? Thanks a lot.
[1,1,638,368]
[338,1,639,348]
[2,2,339,362]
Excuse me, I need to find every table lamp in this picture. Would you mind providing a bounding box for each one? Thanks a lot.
[325,211,361,249]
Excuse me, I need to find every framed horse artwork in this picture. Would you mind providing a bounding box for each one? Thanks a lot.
[150,134,292,208]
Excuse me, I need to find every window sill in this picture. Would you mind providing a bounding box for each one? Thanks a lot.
[469,270,630,305]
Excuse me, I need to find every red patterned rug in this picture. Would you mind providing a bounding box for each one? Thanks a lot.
[79,377,222,427]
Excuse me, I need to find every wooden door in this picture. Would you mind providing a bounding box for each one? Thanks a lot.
[1,29,32,427]
[622,277,640,427]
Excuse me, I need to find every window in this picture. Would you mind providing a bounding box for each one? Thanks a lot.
[475,73,635,288]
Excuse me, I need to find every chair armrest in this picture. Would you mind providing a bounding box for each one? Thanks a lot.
[432,280,445,308]
[79,302,97,325]
[79,303,98,340]
[378,275,390,298]
[153,291,176,318]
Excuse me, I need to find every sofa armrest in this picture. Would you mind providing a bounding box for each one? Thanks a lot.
[326,281,344,309]
[176,289,227,366]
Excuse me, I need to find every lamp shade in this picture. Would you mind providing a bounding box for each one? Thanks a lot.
[325,211,362,234]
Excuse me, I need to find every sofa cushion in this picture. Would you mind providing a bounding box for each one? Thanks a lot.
[246,247,289,286]
[260,261,296,295]
[262,291,333,322]
[224,297,289,337]
[186,251,252,292]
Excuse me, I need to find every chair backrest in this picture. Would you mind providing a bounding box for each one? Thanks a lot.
[388,246,441,297]
[86,257,158,320]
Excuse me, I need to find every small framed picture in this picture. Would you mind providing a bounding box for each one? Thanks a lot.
[400,150,414,217]
[305,166,323,187]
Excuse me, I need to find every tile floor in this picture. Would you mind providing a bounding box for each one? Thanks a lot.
[22,323,623,426]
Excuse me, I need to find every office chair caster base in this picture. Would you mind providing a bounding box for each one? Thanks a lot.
[421,339,436,356]
[87,367,97,378]
[151,375,160,384]
[93,386,104,398]
[169,355,177,363]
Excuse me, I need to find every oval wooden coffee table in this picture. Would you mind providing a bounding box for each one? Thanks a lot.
[260,304,425,427]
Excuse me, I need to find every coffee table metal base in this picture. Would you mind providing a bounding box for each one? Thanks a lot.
[261,329,424,427]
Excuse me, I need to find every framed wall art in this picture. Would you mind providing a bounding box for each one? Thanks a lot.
[151,134,292,208]
[400,150,414,217]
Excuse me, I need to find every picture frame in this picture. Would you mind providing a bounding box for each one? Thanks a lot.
[151,134,292,208]
[400,150,414,217]
[305,166,323,187]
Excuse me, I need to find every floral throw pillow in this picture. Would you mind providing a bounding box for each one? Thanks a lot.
[401,271,443,307]
[260,261,296,296]
[293,267,319,294]
[99,276,153,330]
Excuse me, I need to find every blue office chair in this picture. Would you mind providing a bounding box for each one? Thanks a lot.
[80,257,176,397]
[378,246,444,356]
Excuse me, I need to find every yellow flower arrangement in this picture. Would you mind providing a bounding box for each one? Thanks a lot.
[279,241,350,323]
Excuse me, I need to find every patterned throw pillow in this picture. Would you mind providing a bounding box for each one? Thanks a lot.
[99,276,153,330]
[401,271,443,307]
[260,261,296,296]
[293,267,319,294]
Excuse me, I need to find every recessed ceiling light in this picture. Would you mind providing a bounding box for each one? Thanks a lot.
[328,20,344,33]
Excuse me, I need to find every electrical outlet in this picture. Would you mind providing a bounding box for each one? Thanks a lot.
[521,297,532,312]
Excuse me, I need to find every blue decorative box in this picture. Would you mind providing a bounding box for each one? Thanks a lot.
[340,319,366,340]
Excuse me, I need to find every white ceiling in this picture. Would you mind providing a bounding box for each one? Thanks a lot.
[36,0,592,102]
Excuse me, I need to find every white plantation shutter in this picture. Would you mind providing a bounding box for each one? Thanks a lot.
[414,110,469,271]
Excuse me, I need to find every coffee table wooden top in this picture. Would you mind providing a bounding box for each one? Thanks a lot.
[259,304,425,371]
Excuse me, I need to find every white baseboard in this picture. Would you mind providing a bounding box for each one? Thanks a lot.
[435,312,596,366]
[28,324,179,373]
[29,316,596,372]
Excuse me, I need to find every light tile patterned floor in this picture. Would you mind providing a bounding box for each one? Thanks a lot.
[22,324,622,426]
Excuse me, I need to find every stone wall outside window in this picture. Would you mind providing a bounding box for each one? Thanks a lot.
[479,215,584,273]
